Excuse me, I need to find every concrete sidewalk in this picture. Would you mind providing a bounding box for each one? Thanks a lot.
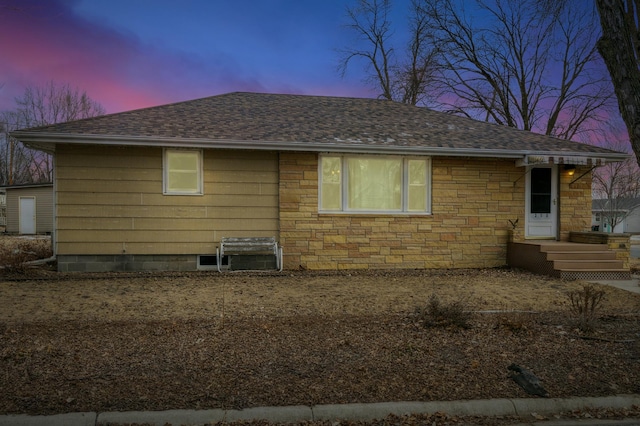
[1,394,639,426]
[588,278,640,294]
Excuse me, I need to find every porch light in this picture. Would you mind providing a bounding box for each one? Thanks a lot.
[564,164,576,176]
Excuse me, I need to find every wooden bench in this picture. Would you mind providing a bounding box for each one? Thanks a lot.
[216,237,283,272]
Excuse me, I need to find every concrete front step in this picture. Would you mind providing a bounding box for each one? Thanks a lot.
[538,242,608,252]
[545,251,616,261]
[507,241,631,280]
[553,259,625,270]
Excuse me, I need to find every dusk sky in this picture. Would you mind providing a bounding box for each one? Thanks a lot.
[0,0,397,115]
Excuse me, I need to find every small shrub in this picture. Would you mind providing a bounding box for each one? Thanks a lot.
[494,311,538,334]
[567,284,606,332]
[414,294,473,329]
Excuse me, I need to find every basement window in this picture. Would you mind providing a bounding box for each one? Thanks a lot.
[197,254,229,271]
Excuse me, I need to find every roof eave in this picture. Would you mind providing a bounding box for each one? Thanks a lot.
[11,131,631,163]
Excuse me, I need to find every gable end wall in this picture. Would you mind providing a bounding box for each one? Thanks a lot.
[54,144,279,271]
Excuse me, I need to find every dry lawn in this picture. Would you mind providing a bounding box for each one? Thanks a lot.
[1,236,640,424]
[1,268,639,323]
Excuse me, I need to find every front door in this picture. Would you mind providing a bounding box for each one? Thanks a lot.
[525,166,558,238]
[19,197,36,235]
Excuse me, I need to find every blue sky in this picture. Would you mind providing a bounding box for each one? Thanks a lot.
[0,0,405,114]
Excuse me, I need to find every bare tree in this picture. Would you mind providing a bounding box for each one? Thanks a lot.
[338,0,439,105]
[0,81,105,185]
[339,1,613,138]
[339,0,395,101]
[421,0,613,139]
[0,111,37,185]
[15,81,105,127]
[396,0,440,105]
[592,139,640,231]
[596,0,640,166]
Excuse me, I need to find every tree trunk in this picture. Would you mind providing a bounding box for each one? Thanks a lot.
[596,0,640,167]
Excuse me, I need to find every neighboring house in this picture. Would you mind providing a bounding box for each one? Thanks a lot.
[10,92,628,272]
[2,183,54,235]
[592,198,640,233]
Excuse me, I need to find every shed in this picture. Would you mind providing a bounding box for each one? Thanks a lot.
[2,183,54,235]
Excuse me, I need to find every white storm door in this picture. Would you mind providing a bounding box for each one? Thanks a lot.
[19,197,36,235]
[525,166,558,238]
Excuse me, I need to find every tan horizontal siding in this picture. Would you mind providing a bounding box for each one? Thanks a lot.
[59,192,277,207]
[57,242,216,255]
[140,194,277,207]
[57,179,160,193]
[57,206,278,220]
[58,217,277,231]
[57,167,161,181]
[56,144,279,255]
[59,230,217,243]
[206,206,278,219]
[208,183,278,196]
[58,205,207,218]
[57,192,144,205]
[206,170,278,183]
[56,147,160,168]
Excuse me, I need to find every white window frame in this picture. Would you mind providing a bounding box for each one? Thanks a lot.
[318,154,432,215]
[163,148,203,195]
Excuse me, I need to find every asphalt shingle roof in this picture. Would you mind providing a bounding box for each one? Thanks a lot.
[11,92,627,160]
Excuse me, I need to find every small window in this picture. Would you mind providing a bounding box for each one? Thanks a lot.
[164,149,203,195]
[321,156,342,210]
[319,154,431,214]
[407,159,428,211]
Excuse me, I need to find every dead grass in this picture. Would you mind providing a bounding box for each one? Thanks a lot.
[1,268,639,323]
[0,235,639,421]
[0,235,52,272]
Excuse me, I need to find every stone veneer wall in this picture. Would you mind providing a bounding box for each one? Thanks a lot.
[280,153,527,270]
[559,165,593,242]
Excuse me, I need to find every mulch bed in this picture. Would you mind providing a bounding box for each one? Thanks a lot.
[1,311,639,416]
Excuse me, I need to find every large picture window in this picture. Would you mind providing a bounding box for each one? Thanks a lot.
[319,154,431,214]
[163,149,203,195]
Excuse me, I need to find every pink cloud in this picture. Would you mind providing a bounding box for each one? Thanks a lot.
[0,0,277,114]
[0,0,378,122]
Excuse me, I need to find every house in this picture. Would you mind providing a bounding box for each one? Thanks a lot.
[10,92,628,272]
[1,183,54,235]
[592,198,640,233]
